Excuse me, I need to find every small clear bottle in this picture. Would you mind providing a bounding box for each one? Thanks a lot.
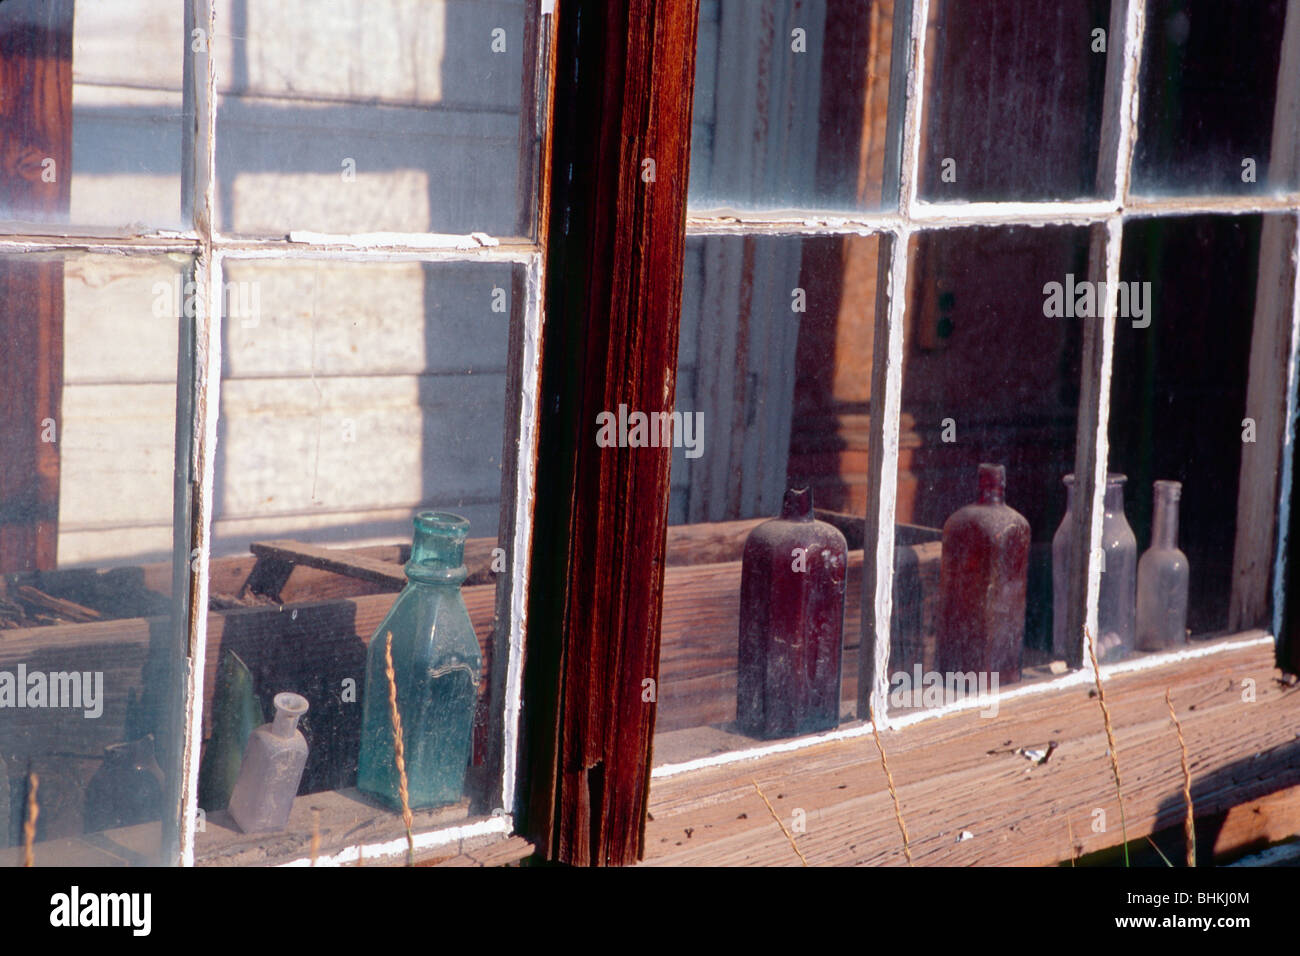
[228,692,309,834]
[1097,474,1138,661]
[1051,474,1076,659]
[1051,473,1138,662]
[1137,480,1189,651]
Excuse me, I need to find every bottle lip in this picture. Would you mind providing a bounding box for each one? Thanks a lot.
[273,692,309,717]
[781,486,814,520]
[1154,479,1182,495]
[414,511,471,535]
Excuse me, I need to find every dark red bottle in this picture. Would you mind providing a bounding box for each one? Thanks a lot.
[936,463,1029,684]
[737,487,848,739]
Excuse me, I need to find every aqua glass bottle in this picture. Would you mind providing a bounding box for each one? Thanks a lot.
[358,512,481,810]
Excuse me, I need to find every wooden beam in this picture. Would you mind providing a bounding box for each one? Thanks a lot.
[518,0,701,865]
[1230,0,1300,636]
[0,1,73,575]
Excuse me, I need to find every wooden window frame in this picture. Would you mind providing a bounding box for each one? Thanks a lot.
[1,0,558,867]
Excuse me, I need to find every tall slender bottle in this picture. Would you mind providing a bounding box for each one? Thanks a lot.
[1051,473,1139,662]
[358,512,481,809]
[1051,474,1076,659]
[737,487,848,739]
[1097,474,1138,661]
[1137,480,1189,651]
[936,463,1029,684]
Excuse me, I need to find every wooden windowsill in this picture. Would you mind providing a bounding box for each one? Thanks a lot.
[643,637,1299,866]
[194,788,525,867]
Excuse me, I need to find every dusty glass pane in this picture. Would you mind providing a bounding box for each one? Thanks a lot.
[195,257,520,863]
[887,225,1087,718]
[1110,215,1287,643]
[213,0,540,237]
[1133,0,1297,196]
[0,0,188,232]
[0,251,191,866]
[917,0,1110,202]
[688,0,899,214]
[654,234,887,764]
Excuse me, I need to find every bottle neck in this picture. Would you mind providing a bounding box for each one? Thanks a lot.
[271,711,299,738]
[270,692,308,738]
[1103,478,1126,514]
[780,486,814,522]
[1151,481,1181,548]
[977,464,1005,505]
[406,511,470,585]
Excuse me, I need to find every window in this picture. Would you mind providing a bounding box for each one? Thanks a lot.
[650,0,1299,834]
[1,0,547,867]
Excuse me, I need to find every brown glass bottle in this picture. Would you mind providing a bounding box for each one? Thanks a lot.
[936,463,1030,684]
[737,487,848,739]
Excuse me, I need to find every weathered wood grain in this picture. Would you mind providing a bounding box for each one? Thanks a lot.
[520,0,701,866]
[643,638,1300,866]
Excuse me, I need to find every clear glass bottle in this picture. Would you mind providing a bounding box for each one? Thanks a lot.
[1051,474,1076,659]
[228,692,309,834]
[357,512,481,810]
[1097,474,1138,661]
[1051,473,1139,662]
[936,463,1030,684]
[737,487,848,739]
[1137,480,1189,651]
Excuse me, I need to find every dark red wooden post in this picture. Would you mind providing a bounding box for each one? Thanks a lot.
[518,0,699,865]
[0,0,73,574]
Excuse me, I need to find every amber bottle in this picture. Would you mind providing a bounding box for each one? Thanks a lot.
[936,463,1029,684]
[737,487,848,739]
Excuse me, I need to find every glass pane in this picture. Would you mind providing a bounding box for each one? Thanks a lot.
[654,233,887,765]
[1110,214,1288,646]
[688,0,899,214]
[1133,0,1297,196]
[0,0,188,231]
[195,257,520,864]
[214,0,540,237]
[917,0,1111,202]
[0,251,191,866]
[887,225,1087,718]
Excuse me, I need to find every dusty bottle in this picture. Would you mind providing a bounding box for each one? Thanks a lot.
[1051,474,1077,659]
[1097,474,1138,661]
[84,735,165,833]
[358,512,481,809]
[737,487,848,739]
[228,692,309,833]
[936,463,1029,684]
[1137,480,1189,651]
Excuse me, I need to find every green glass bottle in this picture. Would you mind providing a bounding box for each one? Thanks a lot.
[357,512,481,809]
